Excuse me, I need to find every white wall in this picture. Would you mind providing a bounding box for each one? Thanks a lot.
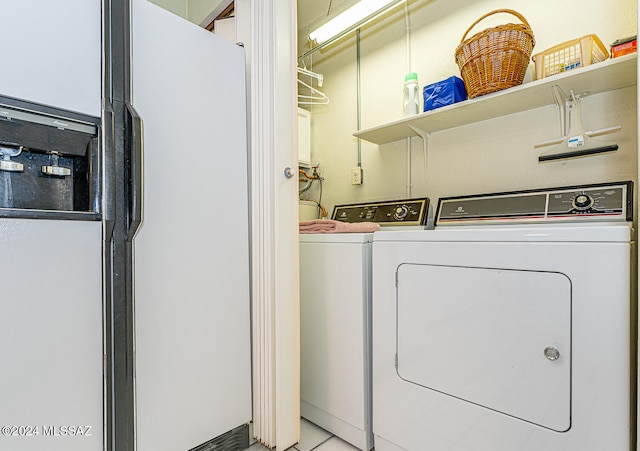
[299,0,638,219]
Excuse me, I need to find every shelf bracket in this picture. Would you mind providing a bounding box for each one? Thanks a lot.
[407,125,430,181]
[535,86,620,162]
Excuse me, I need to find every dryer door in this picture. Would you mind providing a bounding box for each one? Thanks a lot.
[396,264,571,431]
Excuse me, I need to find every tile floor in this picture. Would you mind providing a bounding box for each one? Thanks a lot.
[245,418,360,451]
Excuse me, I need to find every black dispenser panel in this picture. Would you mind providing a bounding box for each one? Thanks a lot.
[0,95,100,220]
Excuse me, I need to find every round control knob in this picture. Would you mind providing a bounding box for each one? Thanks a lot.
[572,194,593,211]
[394,205,409,221]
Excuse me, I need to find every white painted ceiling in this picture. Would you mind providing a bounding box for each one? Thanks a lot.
[150,0,355,31]
[148,0,232,25]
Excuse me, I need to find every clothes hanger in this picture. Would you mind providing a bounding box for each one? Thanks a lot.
[297,78,329,105]
[297,64,329,105]
[297,66,324,87]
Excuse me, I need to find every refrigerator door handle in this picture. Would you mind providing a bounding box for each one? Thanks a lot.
[126,103,143,241]
[102,102,116,235]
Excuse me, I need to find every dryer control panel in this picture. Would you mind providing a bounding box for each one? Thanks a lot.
[437,181,633,226]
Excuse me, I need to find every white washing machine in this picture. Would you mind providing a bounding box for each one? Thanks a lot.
[372,182,634,451]
[299,198,431,451]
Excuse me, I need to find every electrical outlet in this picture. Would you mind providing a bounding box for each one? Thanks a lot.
[351,166,363,185]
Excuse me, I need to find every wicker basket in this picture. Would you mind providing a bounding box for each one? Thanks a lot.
[455,9,535,98]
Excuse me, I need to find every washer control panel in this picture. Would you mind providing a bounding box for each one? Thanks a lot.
[437,182,633,226]
[332,198,432,227]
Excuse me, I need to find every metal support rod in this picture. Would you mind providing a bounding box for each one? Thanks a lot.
[356,29,362,168]
[404,3,412,197]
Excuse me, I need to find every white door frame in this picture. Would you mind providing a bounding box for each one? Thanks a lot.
[237,1,300,449]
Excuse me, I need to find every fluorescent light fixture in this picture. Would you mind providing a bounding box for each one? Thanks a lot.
[309,0,405,45]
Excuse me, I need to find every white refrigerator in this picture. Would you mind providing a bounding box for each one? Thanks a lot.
[0,1,252,450]
[130,1,252,450]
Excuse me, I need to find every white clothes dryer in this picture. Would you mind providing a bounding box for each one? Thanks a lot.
[372,182,634,451]
[299,198,431,450]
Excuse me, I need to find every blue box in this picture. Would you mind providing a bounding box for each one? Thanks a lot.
[423,76,467,112]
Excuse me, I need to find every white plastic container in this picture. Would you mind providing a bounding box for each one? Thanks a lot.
[403,72,420,116]
[299,200,318,221]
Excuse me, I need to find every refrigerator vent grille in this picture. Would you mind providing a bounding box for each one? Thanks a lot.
[188,423,249,451]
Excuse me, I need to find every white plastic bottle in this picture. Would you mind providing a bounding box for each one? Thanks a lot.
[403,72,420,116]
